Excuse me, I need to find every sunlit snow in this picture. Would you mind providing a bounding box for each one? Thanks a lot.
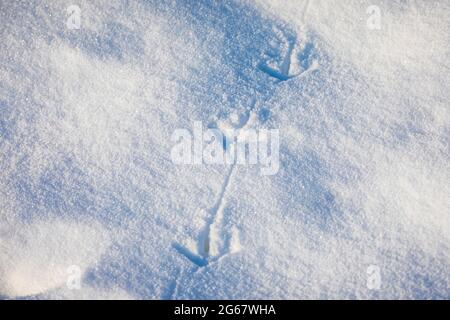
[0,0,449,299]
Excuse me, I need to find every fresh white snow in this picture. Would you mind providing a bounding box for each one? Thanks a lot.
[0,0,449,299]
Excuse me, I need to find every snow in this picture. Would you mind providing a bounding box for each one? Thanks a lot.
[0,0,449,299]
[0,219,110,297]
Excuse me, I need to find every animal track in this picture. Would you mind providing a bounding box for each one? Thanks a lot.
[258,27,318,82]
[173,119,252,266]
[172,242,207,267]
[174,26,319,267]
[201,160,236,258]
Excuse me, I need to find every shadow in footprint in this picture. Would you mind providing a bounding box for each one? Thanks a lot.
[172,242,208,267]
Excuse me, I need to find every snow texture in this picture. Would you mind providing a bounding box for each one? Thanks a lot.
[0,0,449,299]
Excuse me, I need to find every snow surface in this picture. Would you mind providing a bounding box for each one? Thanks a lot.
[0,0,449,299]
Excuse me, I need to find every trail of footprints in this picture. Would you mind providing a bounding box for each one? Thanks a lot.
[174,28,319,267]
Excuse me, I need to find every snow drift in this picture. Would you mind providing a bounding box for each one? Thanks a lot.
[0,0,449,299]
